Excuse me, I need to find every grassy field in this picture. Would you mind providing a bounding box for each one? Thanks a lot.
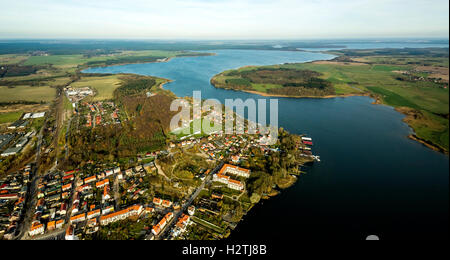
[24,54,88,68]
[22,50,190,68]
[0,111,23,124]
[70,75,122,101]
[0,54,30,64]
[44,76,73,87]
[0,85,56,103]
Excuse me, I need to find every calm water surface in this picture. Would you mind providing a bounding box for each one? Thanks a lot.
[84,49,449,240]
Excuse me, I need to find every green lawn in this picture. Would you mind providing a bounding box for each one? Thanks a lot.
[0,111,23,124]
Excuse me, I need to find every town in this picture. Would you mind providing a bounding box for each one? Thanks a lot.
[1,102,317,240]
[0,58,318,241]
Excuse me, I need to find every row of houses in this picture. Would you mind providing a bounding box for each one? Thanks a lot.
[99,205,144,226]
[66,162,158,237]
[69,167,119,229]
[0,165,31,239]
[153,197,173,208]
[30,170,76,237]
[152,212,174,236]
[173,214,191,237]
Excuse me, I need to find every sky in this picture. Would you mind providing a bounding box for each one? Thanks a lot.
[0,0,448,39]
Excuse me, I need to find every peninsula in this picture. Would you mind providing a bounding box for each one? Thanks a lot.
[211,48,449,154]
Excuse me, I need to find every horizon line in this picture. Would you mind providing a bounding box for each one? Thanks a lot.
[0,37,449,42]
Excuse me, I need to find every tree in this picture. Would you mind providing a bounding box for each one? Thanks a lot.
[250,193,261,204]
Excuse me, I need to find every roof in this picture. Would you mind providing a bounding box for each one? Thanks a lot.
[0,193,19,198]
[84,175,97,182]
[100,205,142,221]
[1,146,22,156]
[228,179,243,185]
[152,225,161,234]
[216,174,229,180]
[47,221,56,228]
[64,170,79,175]
[30,222,43,230]
[62,174,74,180]
[219,164,250,175]
[70,213,86,221]
[96,179,109,187]
[31,112,46,118]
[87,209,101,216]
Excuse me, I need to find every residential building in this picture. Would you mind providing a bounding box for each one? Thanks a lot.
[219,164,251,178]
[99,205,143,226]
[29,222,44,236]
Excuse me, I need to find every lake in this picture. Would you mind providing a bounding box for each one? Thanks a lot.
[84,48,449,240]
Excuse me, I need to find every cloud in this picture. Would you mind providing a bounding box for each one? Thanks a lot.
[0,0,448,38]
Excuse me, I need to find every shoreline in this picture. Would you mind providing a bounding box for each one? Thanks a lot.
[408,134,448,154]
[80,52,216,71]
[82,52,448,155]
[210,61,448,155]
[213,85,370,99]
[214,82,448,155]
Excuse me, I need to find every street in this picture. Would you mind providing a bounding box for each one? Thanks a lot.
[150,162,223,240]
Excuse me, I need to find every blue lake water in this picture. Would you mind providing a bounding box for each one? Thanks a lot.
[84,49,449,240]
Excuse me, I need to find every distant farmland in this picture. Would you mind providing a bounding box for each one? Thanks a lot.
[0,85,56,103]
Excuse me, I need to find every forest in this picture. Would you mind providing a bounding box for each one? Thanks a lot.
[66,75,177,168]
[215,67,336,97]
[0,64,42,78]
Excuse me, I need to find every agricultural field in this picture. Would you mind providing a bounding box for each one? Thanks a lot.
[0,85,56,103]
[70,75,122,101]
[23,54,88,68]
[0,111,23,124]
[22,50,201,69]
[0,54,30,64]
